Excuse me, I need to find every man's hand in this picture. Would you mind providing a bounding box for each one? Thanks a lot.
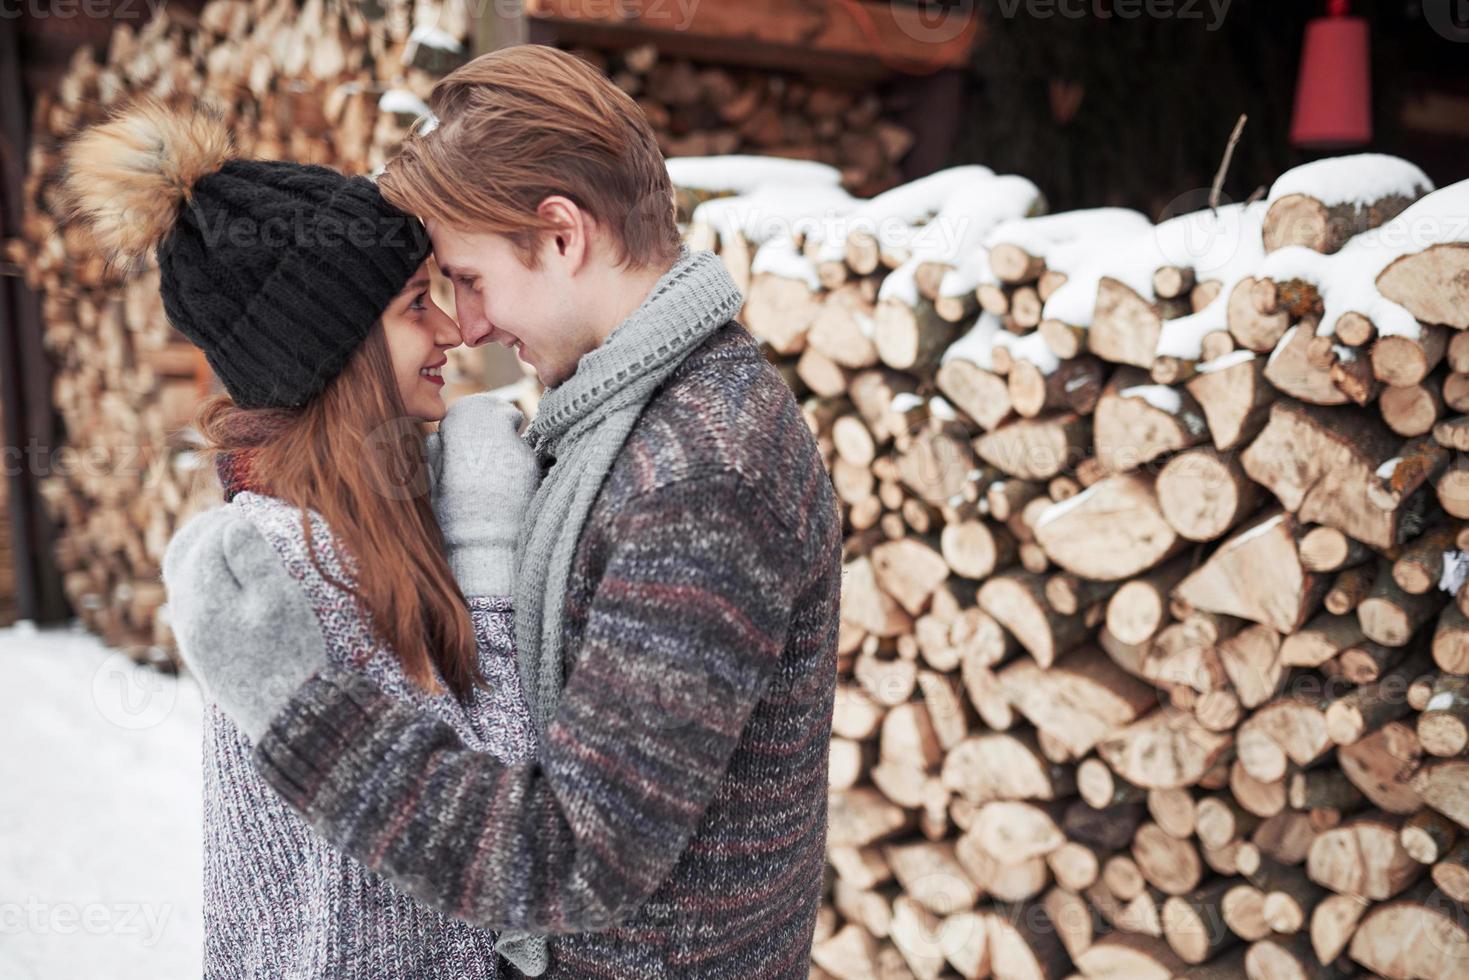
[430,393,540,596]
[162,507,327,742]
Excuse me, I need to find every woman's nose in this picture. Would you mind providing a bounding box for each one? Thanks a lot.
[432,310,462,347]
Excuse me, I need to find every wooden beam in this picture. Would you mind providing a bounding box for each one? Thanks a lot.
[524,0,981,79]
[0,20,67,623]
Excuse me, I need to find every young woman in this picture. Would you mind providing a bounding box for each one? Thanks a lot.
[65,102,547,977]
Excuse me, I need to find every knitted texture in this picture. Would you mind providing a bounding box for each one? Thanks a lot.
[514,244,744,742]
[253,323,842,978]
[161,160,431,409]
[202,474,535,978]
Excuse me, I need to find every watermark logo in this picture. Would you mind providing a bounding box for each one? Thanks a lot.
[361,416,434,502]
[1424,0,1469,42]
[0,900,174,948]
[0,0,166,21]
[993,0,1233,31]
[890,0,978,45]
[1152,187,1257,279]
[91,650,178,730]
[831,0,979,74]
[1417,884,1469,962]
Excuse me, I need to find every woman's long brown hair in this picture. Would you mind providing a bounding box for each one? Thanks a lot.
[195,324,481,699]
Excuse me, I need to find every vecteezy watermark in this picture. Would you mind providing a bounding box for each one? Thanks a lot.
[91,649,178,730]
[1151,187,1259,278]
[993,0,1233,31]
[0,0,165,20]
[889,0,979,45]
[0,900,174,948]
[3,438,184,484]
[1424,0,1469,42]
[185,207,431,254]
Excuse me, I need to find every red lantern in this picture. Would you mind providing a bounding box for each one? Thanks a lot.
[1290,0,1372,148]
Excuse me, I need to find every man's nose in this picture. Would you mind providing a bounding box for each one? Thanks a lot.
[459,317,493,347]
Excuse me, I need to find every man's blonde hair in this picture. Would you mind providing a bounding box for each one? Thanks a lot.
[380,45,681,269]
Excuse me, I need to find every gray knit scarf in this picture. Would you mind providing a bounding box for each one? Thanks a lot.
[494,247,742,974]
[512,245,744,740]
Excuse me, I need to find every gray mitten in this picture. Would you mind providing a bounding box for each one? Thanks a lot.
[431,393,540,596]
[162,506,327,742]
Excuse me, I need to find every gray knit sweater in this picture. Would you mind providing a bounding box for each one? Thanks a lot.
[201,489,535,978]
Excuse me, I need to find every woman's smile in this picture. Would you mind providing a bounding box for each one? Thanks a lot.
[419,359,446,386]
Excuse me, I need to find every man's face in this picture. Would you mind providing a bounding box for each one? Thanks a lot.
[426,220,598,387]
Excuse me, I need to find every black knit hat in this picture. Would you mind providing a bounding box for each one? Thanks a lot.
[65,102,432,409]
[160,160,431,408]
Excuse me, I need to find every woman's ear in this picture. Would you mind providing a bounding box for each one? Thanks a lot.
[536,195,588,268]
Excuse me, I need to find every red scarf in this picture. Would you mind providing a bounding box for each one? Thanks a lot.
[213,410,294,502]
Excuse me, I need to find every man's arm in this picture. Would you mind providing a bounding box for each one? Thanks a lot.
[254,473,808,934]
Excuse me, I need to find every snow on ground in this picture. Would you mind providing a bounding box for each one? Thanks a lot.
[0,622,203,980]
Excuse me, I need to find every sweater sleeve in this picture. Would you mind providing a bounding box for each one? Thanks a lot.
[252,473,807,934]
[463,596,538,766]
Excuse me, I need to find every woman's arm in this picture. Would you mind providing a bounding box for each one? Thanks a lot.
[462,595,537,765]
[432,392,541,765]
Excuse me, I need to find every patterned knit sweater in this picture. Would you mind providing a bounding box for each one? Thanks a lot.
[201,471,536,978]
[251,323,843,978]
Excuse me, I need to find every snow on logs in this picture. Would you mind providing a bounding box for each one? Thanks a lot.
[690,154,1469,980]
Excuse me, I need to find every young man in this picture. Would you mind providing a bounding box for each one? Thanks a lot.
[165,45,842,978]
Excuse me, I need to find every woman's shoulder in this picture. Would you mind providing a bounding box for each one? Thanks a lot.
[227,492,357,580]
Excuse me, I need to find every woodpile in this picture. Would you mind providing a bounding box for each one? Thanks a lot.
[570,43,913,199]
[666,155,1469,979]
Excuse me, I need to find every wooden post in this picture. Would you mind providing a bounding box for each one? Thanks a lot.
[0,17,66,624]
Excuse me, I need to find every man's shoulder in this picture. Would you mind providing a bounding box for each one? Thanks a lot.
[611,323,836,534]
[630,322,802,475]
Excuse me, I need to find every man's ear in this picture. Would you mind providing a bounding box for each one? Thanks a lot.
[536,195,589,269]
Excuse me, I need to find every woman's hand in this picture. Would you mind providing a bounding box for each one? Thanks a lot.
[162,507,327,742]
[427,393,540,596]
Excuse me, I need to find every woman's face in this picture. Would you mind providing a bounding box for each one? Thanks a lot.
[382,262,461,422]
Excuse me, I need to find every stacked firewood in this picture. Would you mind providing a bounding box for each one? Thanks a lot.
[11,0,489,661]
[671,155,1469,979]
[572,44,913,198]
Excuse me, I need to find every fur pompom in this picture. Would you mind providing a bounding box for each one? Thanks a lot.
[63,100,233,264]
